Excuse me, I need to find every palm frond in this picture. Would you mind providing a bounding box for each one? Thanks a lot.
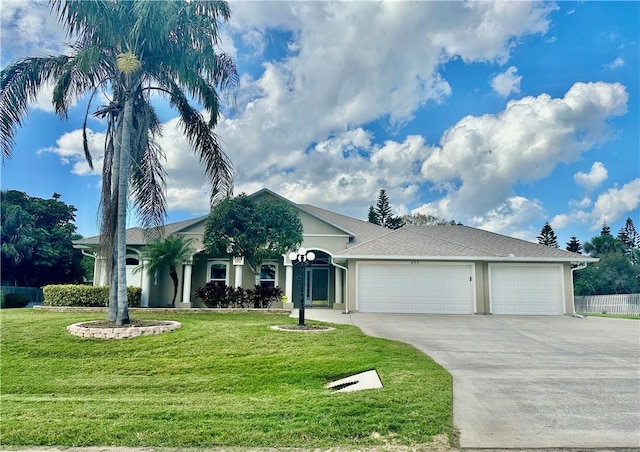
[1,55,70,158]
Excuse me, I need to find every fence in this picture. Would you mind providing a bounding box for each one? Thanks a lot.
[574,293,640,315]
[0,286,44,306]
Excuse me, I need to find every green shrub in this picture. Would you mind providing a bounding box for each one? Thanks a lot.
[194,283,281,308]
[42,285,141,307]
[0,293,30,309]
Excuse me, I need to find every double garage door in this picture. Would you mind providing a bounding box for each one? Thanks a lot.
[357,262,565,315]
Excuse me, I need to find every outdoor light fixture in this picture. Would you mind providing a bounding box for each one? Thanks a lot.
[288,247,315,326]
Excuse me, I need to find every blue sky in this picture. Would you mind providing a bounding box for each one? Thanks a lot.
[1,1,638,248]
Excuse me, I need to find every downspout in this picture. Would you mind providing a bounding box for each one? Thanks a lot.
[571,262,588,318]
[331,258,350,314]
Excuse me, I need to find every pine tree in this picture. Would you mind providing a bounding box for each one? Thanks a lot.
[618,217,639,264]
[566,236,582,254]
[368,189,404,229]
[367,205,379,225]
[600,222,611,236]
[537,222,559,248]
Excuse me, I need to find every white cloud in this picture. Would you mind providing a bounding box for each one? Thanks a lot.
[590,179,640,228]
[604,57,625,70]
[491,66,522,98]
[574,161,608,191]
[420,82,627,220]
[38,129,105,176]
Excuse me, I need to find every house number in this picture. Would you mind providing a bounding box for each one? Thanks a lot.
[411,261,419,264]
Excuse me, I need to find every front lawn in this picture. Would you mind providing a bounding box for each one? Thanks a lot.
[0,310,453,448]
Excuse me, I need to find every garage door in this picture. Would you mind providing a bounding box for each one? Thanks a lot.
[357,262,474,314]
[489,264,564,315]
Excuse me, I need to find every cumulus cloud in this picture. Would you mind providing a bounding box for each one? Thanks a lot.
[38,129,105,176]
[491,66,522,97]
[574,161,608,190]
[420,82,627,219]
[590,179,640,228]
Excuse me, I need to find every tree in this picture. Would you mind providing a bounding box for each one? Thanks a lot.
[1,1,237,325]
[368,189,404,229]
[618,217,639,264]
[1,190,85,286]
[401,213,456,226]
[600,222,612,236]
[574,253,640,295]
[537,222,559,248]
[565,236,583,254]
[204,194,303,274]
[583,234,626,258]
[136,235,195,306]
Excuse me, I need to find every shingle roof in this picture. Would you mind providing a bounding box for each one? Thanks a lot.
[335,225,595,262]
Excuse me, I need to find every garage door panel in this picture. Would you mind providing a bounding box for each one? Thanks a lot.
[358,263,474,314]
[490,264,563,315]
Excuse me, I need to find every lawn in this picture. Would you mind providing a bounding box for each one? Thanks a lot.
[0,309,453,448]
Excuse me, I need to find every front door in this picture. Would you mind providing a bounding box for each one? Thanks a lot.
[305,267,329,307]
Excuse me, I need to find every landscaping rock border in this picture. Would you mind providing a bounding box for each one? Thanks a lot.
[67,320,181,339]
[270,325,335,333]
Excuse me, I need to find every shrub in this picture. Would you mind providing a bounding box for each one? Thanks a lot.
[42,285,142,307]
[249,285,284,308]
[0,293,30,309]
[194,283,281,308]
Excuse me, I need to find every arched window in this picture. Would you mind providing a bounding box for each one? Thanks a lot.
[126,257,139,266]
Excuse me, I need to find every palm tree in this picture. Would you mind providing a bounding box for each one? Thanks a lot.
[136,235,195,306]
[1,1,237,325]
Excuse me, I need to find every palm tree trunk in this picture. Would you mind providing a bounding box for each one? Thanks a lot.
[170,268,179,306]
[107,120,123,323]
[115,94,134,326]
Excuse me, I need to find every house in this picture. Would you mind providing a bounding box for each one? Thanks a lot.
[74,188,596,315]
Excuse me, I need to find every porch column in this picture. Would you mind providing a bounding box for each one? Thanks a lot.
[141,258,151,307]
[182,261,193,305]
[285,262,293,305]
[335,266,343,305]
[233,257,244,288]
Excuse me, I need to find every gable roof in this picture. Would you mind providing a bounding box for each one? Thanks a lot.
[73,188,596,263]
[74,215,207,247]
[335,225,596,263]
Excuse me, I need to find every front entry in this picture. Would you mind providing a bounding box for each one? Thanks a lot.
[305,267,329,307]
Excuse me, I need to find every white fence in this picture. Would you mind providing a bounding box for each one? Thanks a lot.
[575,293,640,315]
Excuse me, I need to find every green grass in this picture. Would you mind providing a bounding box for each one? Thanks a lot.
[579,312,640,320]
[0,310,452,448]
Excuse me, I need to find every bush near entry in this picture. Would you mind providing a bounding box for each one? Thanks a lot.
[43,285,141,307]
[195,283,283,308]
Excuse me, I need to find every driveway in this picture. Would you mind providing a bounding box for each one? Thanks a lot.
[302,311,640,449]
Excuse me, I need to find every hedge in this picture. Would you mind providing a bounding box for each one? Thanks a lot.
[0,293,30,309]
[43,285,142,307]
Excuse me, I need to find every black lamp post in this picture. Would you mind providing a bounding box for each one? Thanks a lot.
[288,247,316,327]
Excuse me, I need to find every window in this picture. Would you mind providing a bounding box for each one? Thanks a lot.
[260,263,277,288]
[126,257,139,266]
[207,261,229,287]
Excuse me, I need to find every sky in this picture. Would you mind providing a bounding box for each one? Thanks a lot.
[1,1,638,248]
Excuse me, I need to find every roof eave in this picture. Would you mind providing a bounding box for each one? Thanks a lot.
[335,254,599,263]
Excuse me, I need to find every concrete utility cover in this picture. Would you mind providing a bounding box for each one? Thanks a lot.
[326,369,383,392]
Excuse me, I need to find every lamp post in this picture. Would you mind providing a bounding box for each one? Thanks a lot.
[288,247,315,327]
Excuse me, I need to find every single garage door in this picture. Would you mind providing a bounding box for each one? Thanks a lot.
[357,262,474,314]
[489,263,564,315]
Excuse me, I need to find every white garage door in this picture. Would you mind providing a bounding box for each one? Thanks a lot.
[357,263,474,314]
[489,264,564,315]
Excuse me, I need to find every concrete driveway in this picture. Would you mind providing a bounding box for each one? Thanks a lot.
[302,311,640,449]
